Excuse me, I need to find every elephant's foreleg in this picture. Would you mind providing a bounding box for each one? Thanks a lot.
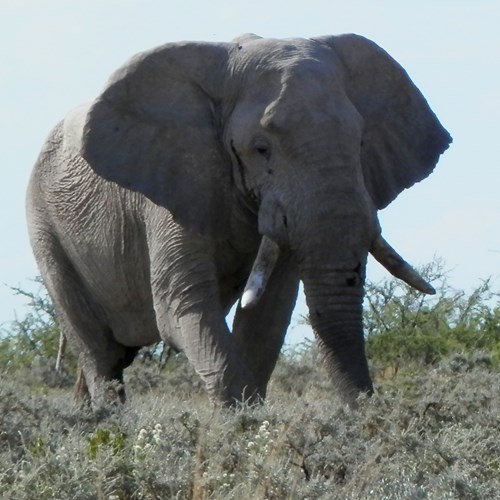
[231,256,299,398]
[150,240,258,405]
[173,305,259,404]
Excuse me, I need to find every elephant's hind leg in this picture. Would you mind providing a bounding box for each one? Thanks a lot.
[74,344,139,404]
[33,237,138,404]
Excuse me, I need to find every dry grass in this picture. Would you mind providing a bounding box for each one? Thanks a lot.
[0,349,499,499]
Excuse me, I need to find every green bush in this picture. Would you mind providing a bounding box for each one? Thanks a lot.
[364,258,500,369]
[0,277,72,374]
[3,258,499,379]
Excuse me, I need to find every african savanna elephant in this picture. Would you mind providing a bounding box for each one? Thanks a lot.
[26,33,451,406]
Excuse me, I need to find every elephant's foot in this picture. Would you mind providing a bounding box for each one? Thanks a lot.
[204,371,261,407]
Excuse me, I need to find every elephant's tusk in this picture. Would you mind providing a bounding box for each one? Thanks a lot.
[240,236,280,309]
[370,235,436,295]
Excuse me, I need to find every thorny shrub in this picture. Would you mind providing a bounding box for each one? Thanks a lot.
[364,258,500,370]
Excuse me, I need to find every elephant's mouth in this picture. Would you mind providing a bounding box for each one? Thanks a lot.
[240,233,435,310]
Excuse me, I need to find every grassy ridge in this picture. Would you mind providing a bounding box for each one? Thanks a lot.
[0,351,499,499]
[1,261,499,499]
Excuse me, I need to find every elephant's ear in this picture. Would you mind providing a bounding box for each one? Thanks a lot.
[81,42,232,238]
[316,34,452,209]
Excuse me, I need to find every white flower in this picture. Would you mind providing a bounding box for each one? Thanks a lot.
[137,428,148,443]
[152,432,162,444]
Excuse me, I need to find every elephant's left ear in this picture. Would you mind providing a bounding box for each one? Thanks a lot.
[81,42,232,239]
[315,34,452,209]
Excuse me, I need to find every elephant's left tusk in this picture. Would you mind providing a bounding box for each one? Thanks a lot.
[370,235,436,295]
[240,236,280,309]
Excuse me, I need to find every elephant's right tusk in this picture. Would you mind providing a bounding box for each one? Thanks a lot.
[240,236,280,309]
[370,235,436,295]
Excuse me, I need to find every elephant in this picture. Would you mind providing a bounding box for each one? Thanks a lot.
[26,33,451,406]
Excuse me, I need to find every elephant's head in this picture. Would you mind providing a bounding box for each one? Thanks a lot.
[81,34,451,399]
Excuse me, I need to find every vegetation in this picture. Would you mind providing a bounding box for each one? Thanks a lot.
[0,259,499,499]
[364,258,500,370]
[0,277,61,371]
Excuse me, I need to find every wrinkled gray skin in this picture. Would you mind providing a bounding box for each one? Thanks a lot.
[26,34,451,406]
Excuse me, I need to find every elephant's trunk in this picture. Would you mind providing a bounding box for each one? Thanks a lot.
[300,264,373,403]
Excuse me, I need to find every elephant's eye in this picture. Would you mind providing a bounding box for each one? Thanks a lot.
[254,138,271,161]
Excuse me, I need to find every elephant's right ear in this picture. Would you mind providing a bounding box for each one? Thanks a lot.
[81,42,232,239]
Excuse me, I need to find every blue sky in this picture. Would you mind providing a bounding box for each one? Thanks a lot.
[1,1,499,343]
